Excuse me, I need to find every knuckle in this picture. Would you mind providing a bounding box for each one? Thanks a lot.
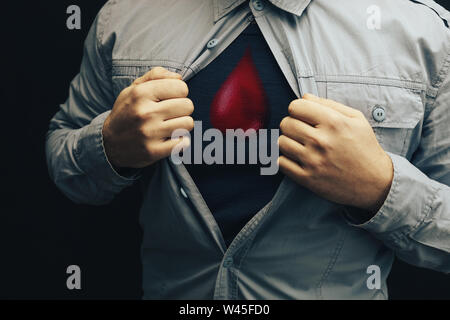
[119,86,132,98]
[184,116,195,130]
[184,98,195,114]
[145,144,158,159]
[278,135,289,151]
[288,100,300,115]
[133,106,150,121]
[326,114,343,130]
[151,66,165,76]
[317,157,328,173]
[129,86,144,101]
[309,156,326,172]
[177,80,189,97]
[318,136,331,151]
[280,117,291,132]
[137,125,151,138]
[277,135,284,148]
[310,133,325,148]
[294,153,303,165]
[342,117,356,132]
[354,109,364,118]
[312,135,333,155]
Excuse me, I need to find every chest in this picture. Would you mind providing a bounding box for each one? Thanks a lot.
[109,1,430,159]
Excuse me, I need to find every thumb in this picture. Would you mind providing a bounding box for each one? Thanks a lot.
[133,66,182,85]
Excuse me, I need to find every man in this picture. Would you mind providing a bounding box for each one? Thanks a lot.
[46,0,450,299]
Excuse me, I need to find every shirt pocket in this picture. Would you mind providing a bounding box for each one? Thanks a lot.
[110,60,185,97]
[110,63,147,97]
[326,80,425,158]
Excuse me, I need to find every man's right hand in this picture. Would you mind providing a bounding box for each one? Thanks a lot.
[102,67,194,169]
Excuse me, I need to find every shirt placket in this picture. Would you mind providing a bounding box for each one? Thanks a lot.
[171,0,314,300]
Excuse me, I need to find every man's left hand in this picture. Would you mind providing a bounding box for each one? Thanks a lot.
[278,94,394,213]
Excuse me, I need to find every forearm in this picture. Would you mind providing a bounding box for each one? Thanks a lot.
[46,111,139,205]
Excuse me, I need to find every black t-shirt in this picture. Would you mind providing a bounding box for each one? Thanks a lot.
[185,21,297,246]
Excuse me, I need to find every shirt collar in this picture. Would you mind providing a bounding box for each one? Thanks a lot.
[213,0,312,22]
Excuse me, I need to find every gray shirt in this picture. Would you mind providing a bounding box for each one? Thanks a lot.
[46,0,450,299]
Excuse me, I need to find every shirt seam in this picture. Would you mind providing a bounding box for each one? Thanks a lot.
[96,0,115,79]
[425,45,450,116]
[315,75,425,90]
[315,230,348,300]
[387,182,437,247]
[233,240,253,299]
[408,183,440,236]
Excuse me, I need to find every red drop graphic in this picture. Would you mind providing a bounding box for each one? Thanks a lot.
[210,47,269,133]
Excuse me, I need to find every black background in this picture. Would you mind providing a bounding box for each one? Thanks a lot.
[1,1,450,299]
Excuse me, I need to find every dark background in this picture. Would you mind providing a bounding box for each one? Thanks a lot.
[1,1,450,299]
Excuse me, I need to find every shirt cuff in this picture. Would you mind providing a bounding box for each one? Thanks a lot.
[342,152,437,247]
[75,111,141,191]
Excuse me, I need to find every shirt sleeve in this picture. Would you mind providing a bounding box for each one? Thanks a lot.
[346,55,450,273]
[45,4,140,205]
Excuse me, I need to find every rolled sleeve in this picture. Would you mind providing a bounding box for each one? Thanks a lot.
[346,152,450,271]
[76,111,141,191]
[348,153,437,242]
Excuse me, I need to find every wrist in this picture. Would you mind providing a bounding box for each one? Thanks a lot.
[102,115,119,169]
[365,152,394,213]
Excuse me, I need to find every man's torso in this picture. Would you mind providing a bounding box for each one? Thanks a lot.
[95,0,450,299]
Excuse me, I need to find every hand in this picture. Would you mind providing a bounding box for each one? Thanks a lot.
[278,94,394,212]
[102,67,194,169]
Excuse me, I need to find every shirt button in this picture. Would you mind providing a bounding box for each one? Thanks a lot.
[223,257,234,268]
[252,0,265,11]
[206,38,219,49]
[180,187,188,199]
[372,106,386,122]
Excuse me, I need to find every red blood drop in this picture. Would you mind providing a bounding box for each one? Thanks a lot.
[210,47,269,133]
